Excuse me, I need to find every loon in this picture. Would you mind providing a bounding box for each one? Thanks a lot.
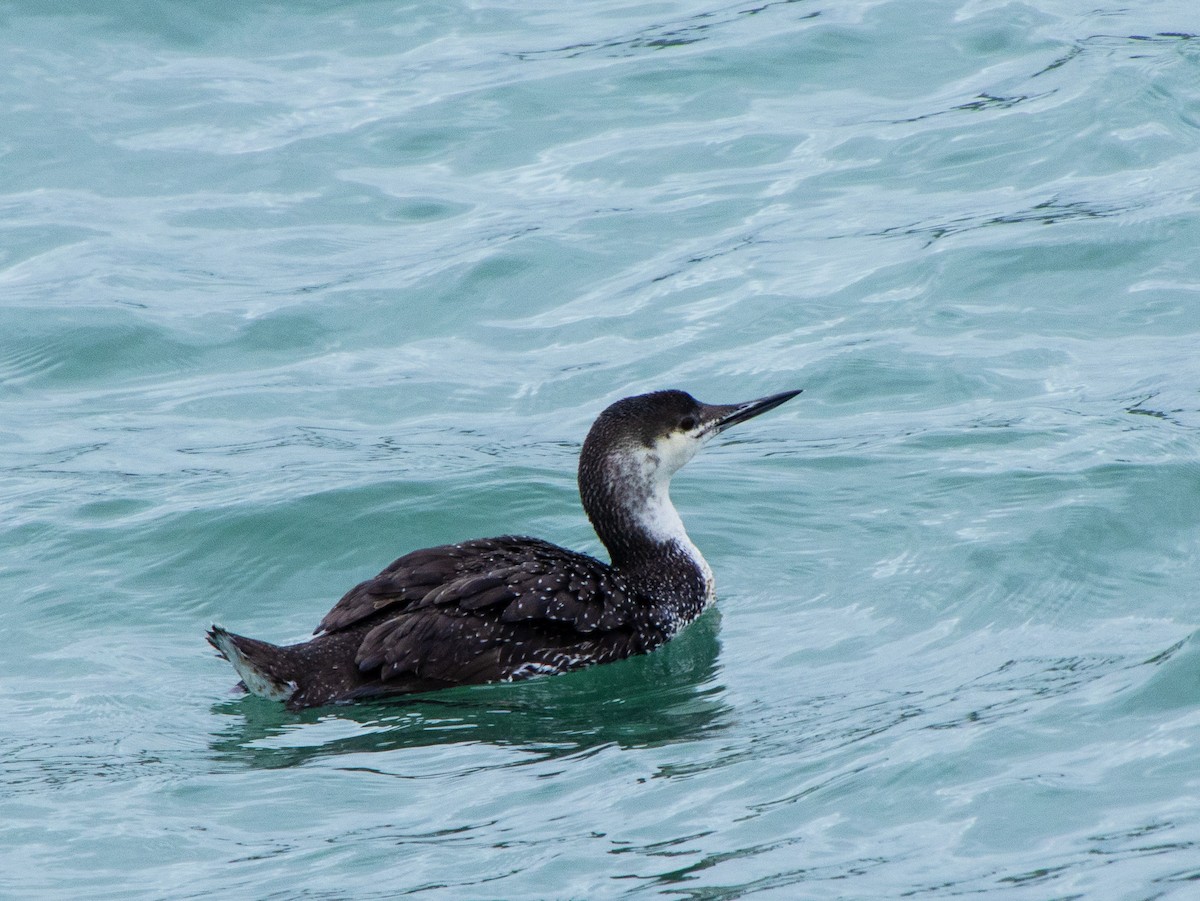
[208,388,800,709]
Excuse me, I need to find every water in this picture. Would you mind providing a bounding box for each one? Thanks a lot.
[3,0,1199,897]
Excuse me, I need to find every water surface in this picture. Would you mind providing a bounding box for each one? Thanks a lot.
[3,1,1200,897]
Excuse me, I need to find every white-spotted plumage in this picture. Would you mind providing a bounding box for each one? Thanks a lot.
[208,388,799,709]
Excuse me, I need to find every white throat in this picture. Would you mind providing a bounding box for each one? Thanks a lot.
[640,480,714,600]
[609,434,716,604]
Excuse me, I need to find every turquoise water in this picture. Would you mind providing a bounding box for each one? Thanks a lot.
[3,0,1200,896]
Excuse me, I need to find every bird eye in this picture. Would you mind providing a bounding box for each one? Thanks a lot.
[679,416,697,431]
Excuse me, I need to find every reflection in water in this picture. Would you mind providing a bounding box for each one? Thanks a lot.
[208,611,728,769]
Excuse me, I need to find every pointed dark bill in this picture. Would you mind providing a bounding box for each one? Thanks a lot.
[706,389,802,434]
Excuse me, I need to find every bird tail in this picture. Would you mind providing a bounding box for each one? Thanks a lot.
[207,625,298,702]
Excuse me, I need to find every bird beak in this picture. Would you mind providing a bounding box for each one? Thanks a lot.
[708,389,802,434]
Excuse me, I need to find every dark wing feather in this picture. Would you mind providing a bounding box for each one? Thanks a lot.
[316,535,645,686]
[317,536,563,634]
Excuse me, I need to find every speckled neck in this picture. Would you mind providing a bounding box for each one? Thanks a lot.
[577,408,713,610]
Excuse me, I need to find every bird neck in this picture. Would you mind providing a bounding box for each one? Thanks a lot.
[578,447,713,596]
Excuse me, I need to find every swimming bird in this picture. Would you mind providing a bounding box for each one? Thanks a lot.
[208,388,800,709]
